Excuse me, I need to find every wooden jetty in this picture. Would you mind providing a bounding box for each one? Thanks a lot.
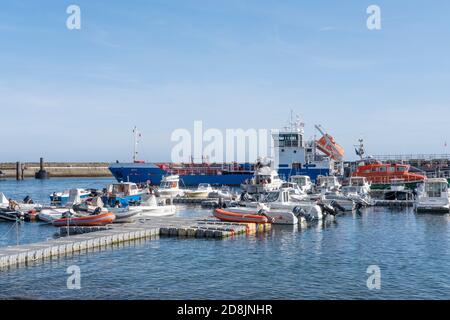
[0,216,271,269]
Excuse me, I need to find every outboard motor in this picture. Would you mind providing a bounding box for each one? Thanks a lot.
[23,195,34,204]
[62,210,75,218]
[330,200,345,214]
[318,202,337,216]
[293,206,312,221]
[355,202,364,211]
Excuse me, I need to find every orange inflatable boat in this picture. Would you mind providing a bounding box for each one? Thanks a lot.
[213,208,269,223]
[52,211,116,227]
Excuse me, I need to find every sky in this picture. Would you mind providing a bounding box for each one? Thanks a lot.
[1,0,450,162]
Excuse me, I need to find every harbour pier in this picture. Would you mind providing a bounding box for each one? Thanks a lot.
[0,216,271,269]
[0,162,112,179]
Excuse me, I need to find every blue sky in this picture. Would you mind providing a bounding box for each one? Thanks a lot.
[1,0,450,162]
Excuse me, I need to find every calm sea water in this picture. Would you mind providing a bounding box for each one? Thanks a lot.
[1,178,449,300]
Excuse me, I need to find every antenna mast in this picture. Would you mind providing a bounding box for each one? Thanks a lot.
[133,126,139,162]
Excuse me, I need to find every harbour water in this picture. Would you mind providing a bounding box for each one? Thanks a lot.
[1,178,449,300]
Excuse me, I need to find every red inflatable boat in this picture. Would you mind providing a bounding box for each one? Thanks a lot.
[52,211,116,227]
[213,208,269,223]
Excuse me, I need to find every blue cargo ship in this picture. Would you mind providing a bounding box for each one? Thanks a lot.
[109,120,343,186]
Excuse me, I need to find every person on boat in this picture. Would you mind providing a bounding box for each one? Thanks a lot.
[412,188,417,200]
[8,199,19,211]
[114,200,121,208]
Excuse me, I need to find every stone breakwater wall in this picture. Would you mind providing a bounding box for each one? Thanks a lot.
[0,162,112,178]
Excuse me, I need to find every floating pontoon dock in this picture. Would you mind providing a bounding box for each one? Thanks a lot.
[0,216,271,269]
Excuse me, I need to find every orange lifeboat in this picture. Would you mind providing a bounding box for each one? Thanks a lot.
[315,125,345,161]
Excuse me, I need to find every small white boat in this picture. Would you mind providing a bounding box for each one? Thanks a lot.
[49,188,91,205]
[214,204,298,225]
[133,194,176,217]
[0,208,24,222]
[280,182,309,202]
[0,193,42,212]
[102,182,147,207]
[290,175,313,194]
[342,177,371,197]
[209,186,235,199]
[316,175,342,193]
[110,207,143,223]
[242,188,324,220]
[314,193,356,212]
[155,175,185,198]
[415,178,450,213]
[38,189,91,222]
[184,183,213,199]
[241,161,284,194]
[38,208,72,222]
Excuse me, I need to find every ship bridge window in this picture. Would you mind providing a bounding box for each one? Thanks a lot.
[397,167,407,172]
[372,167,378,172]
[276,134,302,148]
[379,167,387,172]
[388,167,395,172]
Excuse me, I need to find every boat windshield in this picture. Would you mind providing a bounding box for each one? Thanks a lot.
[343,186,358,193]
[265,191,280,202]
[161,181,177,189]
[425,183,447,198]
[350,179,364,186]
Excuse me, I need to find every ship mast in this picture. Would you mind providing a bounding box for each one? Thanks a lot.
[133,126,140,163]
[354,139,365,160]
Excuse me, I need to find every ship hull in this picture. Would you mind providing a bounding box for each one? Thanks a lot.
[109,163,330,186]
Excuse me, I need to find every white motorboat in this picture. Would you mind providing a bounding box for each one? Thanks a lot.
[102,182,147,207]
[290,175,313,194]
[0,208,24,222]
[215,203,298,225]
[133,194,176,217]
[110,207,143,223]
[241,187,324,220]
[311,192,356,212]
[316,175,342,193]
[280,182,309,201]
[209,186,235,199]
[241,159,284,194]
[184,183,213,198]
[415,178,450,213]
[155,175,185,198]
[0,193,42,212]
[49,188,91,205]
[342,177,371,196]
[38,208,72,222]
[38,189,89,222]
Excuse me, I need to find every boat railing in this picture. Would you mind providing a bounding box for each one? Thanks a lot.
[166,163,254,175]
[373,154,450,162]
[426,170,450,179]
